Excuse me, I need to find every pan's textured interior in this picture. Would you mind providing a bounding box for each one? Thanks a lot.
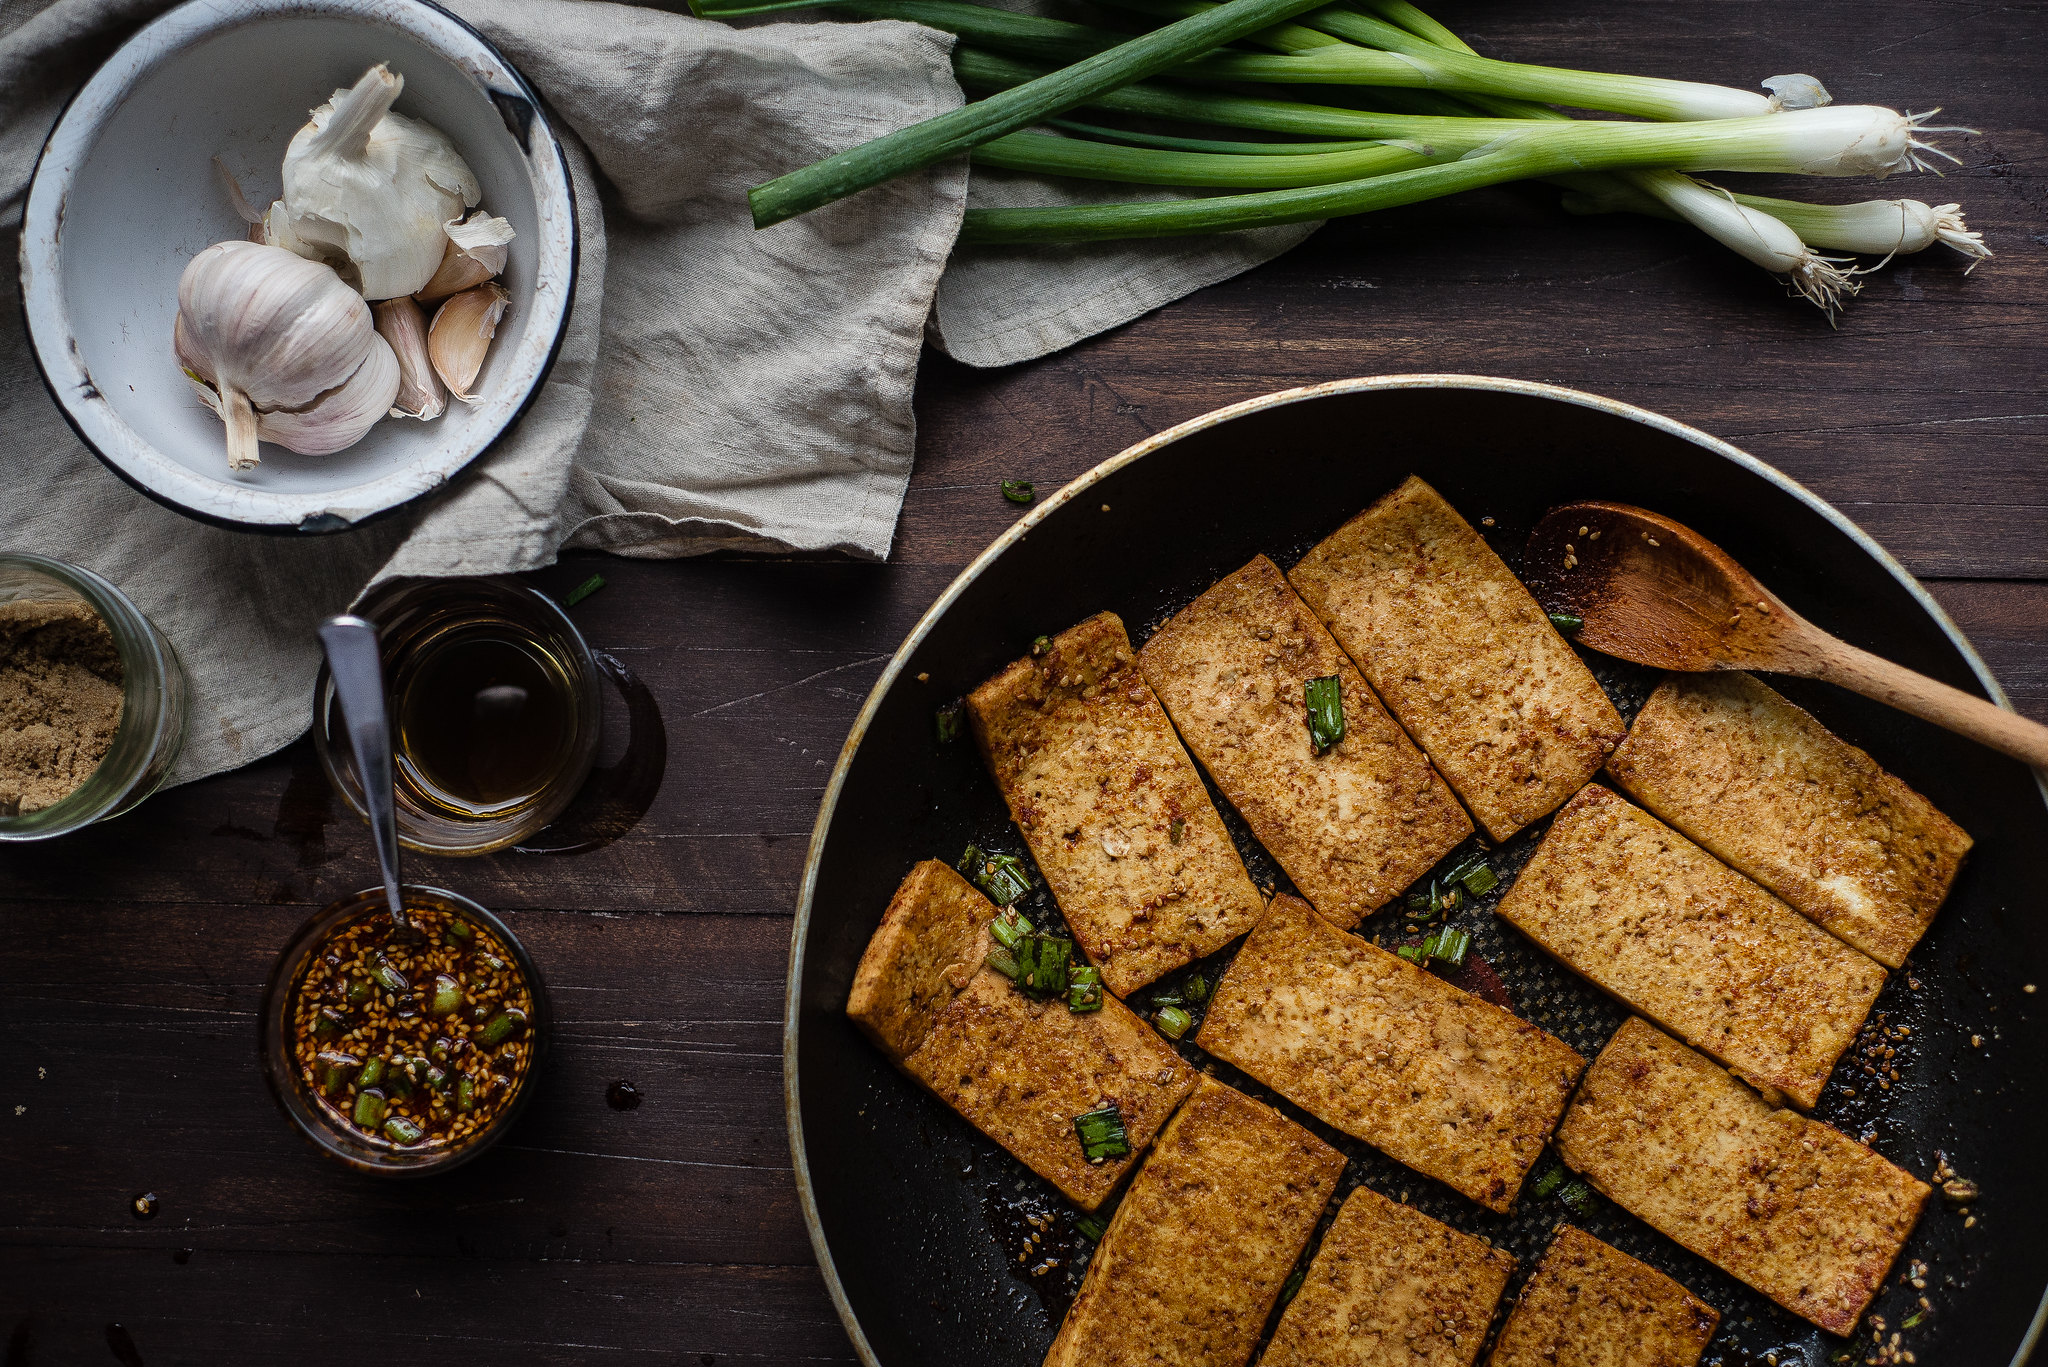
[795,384,2047,1367]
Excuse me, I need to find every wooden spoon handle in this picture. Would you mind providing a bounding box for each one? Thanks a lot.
[1807,641,2048,770]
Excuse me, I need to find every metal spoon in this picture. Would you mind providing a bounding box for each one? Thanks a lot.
[318,614,409,930]
[1523,501,2048,770]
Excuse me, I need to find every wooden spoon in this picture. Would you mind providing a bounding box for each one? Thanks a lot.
[1522,501,2048,770]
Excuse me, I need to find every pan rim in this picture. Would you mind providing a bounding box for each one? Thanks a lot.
[783,371,2047,1367]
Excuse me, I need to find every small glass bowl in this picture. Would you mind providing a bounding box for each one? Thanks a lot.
[259,885,548,1176]
[0,552,190,841]
[313,576,602,855]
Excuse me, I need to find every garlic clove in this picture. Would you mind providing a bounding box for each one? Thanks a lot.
[250,335,401,456]
[426,282,510,404]
[416,211,516,302]
[278,65,481,300]
[373,297,446,420]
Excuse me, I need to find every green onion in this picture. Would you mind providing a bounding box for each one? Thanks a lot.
[1074,1104,1132,1161]
[935,701,964,744]
[1185,973,1210,1003]
[1068,965,1105,1012]
[1168,817,1185,845]
[975,127,1431,191]
[358,1056,388,1089]
[383,1115,425,1145]
[1031,635,1053,656]
[1395,944,1428,966]
[990,908,1031,951]
[312,1005,347,1039]
[986,945,1023,982]
[455,1075,477,1113]
[1529,1163,1567,1199]
[445,920,474,945]
[1016,933,1073,998]
[1548,613,1584,634]
[1155,1005,1193,1039]
[740,0,1351,227]
[1278,1264,1307,1307]
[1448,856,1499,897]
[1304,674,1344,753]
[352,1089,388,1129]
[1074,1212,1108,1241]
[1002,479,1035,504]
[371,956,408,994]
[1902,1310,1926,1330]
[1422,926,1472,970]
[478,1007,529,1048]
[345,976,372,1006]
[1558,1179,1595,1218]
[564,573,606,607]
[428,974,463,1019]
[961,846,1035,905]
[315,1050,360,1095]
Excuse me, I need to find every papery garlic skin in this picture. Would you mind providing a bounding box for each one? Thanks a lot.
[373,297,446,420]
[278,64,481,300]
[175,241,380,470]
[417,211,516,302]
[427,282,511,404]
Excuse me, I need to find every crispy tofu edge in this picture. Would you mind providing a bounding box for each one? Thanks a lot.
[1197,893,1584,1214]
[1486,1225,1718,1367]
[845,859,990,1062]
[1288,476,1624,843]
[1495,783,1887,1110]
[1046,1077,1345,1367]
[1139,553,1472,930]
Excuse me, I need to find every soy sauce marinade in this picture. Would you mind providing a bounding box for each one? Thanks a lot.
[291,904,535,1149]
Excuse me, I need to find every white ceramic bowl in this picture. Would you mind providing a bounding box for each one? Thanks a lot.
[19,0,578,533]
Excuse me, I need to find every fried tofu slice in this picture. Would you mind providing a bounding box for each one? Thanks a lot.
[1485,1226,1718,1367]
[1140,555,1473,930]
[968,613,1267,997]
[1605,671,1972,968]
[1495,784,1886,1109]
[1555,1017,1930,1336]
[847,861,1197,1210]
[1289,476,1625,841]
[1262,1185,1515,1367]
[1196,894,1583,1212]
[1046,1077,1343,1367]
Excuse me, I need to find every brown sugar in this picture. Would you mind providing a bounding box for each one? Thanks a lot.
[0,599,124,815]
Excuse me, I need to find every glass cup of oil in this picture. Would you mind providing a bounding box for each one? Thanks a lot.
[313,577,603,855]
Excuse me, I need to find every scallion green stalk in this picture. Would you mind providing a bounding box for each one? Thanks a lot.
[975,129,1435,189]
[742,0,1364,226]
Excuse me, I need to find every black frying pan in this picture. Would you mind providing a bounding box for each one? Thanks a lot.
[788,376,2048,1367]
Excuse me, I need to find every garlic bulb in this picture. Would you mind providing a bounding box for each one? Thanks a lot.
[240,336,400,455]
[276,64,481,300]
[418,212,516,302]
[373,297,446,420]
[427,282,510,404]
[174,241,386,470]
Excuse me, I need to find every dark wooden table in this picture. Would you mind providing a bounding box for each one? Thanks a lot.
[6,3,2045,1362]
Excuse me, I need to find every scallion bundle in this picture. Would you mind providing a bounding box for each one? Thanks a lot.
[698,0,1987,316]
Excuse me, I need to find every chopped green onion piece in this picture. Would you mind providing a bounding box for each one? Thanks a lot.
[352,1089,388,1129]
[1529,1163,1567,1199]
[1549,612,1584,634]
[962,846,1035,906]
[1558,1178,1594,1217]
[1074,1213,1108,1241]
[991,908,1030,950]
[935,701,964,744]
[1902,1309,1926,1329]
[1002,479,1036,504]
[445,919,475,945]
[1396,944,1428,965]
[1278,1264,1307,1308]
[986,945,1023,982]
[1423,926,1472,970]
[383,1115,426,1145]
[372,956,409,994]
[1185,973,1210,1003]
[1074,1104,1132,1162]
[1015,932,1073,998]
[1168,817,1185,845]
[478,1006,529,1048]
[428,974,463,1019]
[313,1006,347,1038]
[358,1056,388,1089]
[1032,635,1053,656]
[1155,1005,1193,1039]
[345,976,373,1005]
[1304,674,1344,753]
[564,573,607,607]
[315,1050,360,1095]
[455,1075,477,1113]
[1457,862,1499,896]
[1405,891,1431,914]
[1068,975,1104,1012]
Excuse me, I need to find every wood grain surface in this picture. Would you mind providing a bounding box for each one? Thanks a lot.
[5,1,2045,1362]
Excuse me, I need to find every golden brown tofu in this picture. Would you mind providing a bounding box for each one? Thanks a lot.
[1139,555,1473,929]
[1555,1018,1930,1336]
[1495,784,1886,1109]
[969,612,1267,997]
[1485,1226,1718,1367]
[1046,1077,1343,1367]
[1196,894,1583,1212]
[1262,1185,1515,1367]
[1605,672,1972,968]
[1289,476,1625,841]
[846,861,1197,1210]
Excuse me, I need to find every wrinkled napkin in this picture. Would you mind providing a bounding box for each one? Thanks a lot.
[0,0,1305,784]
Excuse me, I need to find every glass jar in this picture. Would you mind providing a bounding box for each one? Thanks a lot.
[0,552,190,841]
[258,884,548,1176]
[313,576,602,855]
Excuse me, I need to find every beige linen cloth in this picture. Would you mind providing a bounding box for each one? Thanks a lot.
[0,0,1309,784]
